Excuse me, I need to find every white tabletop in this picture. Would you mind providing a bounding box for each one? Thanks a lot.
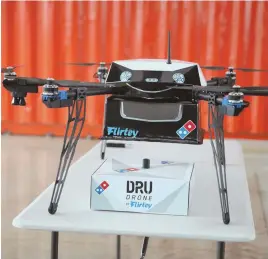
[12,139,255,242]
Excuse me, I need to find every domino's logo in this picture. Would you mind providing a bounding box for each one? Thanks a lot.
[95,181,109,195]
[116,168,139,173]
[176,120,196,139]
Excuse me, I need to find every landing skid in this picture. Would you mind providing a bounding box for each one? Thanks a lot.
[48,98,86,214]
[208,104,230,224]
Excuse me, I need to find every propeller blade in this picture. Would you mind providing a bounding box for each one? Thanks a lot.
[1,65,23,73]
[5,75,126,88]
[65,62,111,66]
[234,68,268,72]
[201,65,268,72]
[65,62,98,66]
[200,66,226,70]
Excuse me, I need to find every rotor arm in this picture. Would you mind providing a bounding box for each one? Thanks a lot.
[65,88,115,98]
[2,77,40,91]
[240,87,268,96]
[2,73,127,107]
[42,84,127,108]
[197,93,223,104]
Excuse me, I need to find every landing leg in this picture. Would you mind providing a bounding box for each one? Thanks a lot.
[208,104,230,224]
[48,98,86,214]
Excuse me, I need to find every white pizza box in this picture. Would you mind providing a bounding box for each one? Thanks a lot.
[90,157,195,216]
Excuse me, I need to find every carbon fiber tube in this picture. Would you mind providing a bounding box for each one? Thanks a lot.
[240,88,268,96]
[66,87,126,99]
[16,77,47,85]
[197,93,223,104]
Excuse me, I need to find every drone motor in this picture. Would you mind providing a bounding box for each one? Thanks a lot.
[96,63,109,82]
[225,67,236,86]
[227,85,244,104]
[4,71,17,81]
[1,65,23,80]
[42,78,59,101]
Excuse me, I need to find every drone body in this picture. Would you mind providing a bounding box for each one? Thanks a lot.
[103,59,203,145]
[100,59,241,145]
[2,33,268,229]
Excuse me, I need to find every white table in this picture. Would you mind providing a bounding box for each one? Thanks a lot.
[12,139,255,259]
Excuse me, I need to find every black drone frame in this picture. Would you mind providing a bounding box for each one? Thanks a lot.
[2,63,268,259]
[2,65,268,227]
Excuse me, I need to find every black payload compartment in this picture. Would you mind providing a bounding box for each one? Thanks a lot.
[101,96,204,145]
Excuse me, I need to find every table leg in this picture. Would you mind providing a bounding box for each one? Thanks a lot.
[140,237,149,259]
[51,232,59,259]
[117,235,121,259]
[217,241,225,259]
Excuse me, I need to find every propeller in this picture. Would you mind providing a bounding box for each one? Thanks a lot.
[1,65,23,73]
[5,76,127,89]
[49,79,126,88]
[65,62,111,67]
[166,84,268,95]
[200,66,268,72]
[195,85,268,94]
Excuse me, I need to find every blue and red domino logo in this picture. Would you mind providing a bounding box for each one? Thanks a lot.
[95,181,109,195]
[116,168,139,173]
[176,120,196,139]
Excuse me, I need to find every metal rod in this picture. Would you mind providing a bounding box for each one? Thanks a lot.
[117,235,121,259]
[48,99,86,214]
[208,105,230,224]
[217,241,225,259]
[140,237,149,259]
[51,232,59,259]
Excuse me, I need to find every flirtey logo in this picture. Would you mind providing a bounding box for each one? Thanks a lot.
[125,181,153,210]
[129,201,152,209]
[107,127,139,138]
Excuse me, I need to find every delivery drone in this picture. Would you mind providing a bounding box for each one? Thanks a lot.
[2,33,268,229]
